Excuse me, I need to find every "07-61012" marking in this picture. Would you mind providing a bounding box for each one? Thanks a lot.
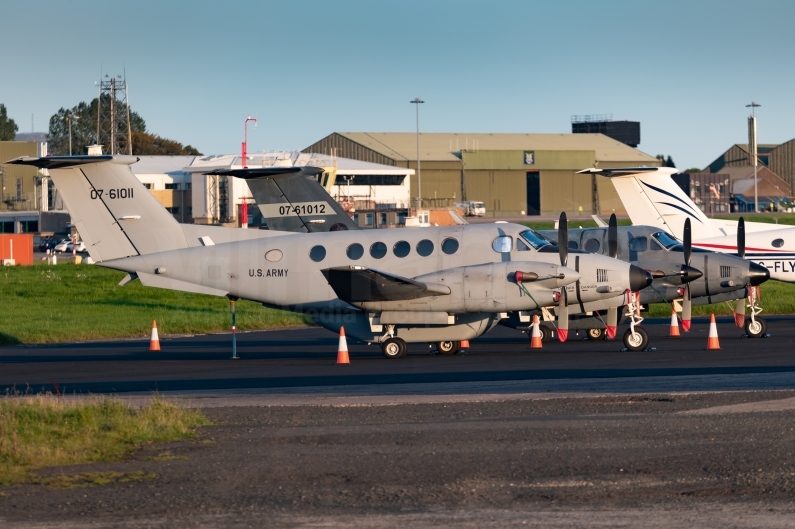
[91,188,134,200]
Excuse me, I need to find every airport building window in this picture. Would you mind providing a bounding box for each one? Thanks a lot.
[492,236,512,253]
[584,238,600,253]
[265,249,283,262]
[365,213,374,226]
[166,207,180,214]
[417,239,434,256]
[165,183,180,190]
[393,241,410,258]
[370,242,387,259]
[347,243,364,260]
[441,238,459,255]
[143,183,152,189]
[309,245,326,262]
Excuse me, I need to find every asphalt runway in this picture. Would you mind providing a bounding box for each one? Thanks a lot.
[2,315,795,395]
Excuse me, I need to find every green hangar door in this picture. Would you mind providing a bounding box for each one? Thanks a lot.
[526,171,540,216]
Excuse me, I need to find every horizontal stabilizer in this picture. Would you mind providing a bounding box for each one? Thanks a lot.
[7,155,124,169]
[322,266,451,303]
[203,166,302,179]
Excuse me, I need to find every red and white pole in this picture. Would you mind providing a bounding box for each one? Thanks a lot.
[241,199,249,229]
[242,116,257,169]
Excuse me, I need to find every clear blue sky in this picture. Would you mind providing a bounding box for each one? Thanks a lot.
[2,0,794,169]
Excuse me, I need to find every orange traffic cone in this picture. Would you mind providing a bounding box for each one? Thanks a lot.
[460,340,470,349]
[149,320,160,351]
[336,327,350,364]
[669,309,680,337]
[706,313,720,350]
[530,315,543,349]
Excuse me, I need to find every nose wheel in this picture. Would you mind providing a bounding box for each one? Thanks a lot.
[381,337,408,359]
[744,317,767,338]
[623,327,649,351]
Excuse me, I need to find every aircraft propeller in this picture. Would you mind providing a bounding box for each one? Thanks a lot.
[605,213,619,339]
[734,217,747,327]
[557,212,569,342]
[681,218,693,331]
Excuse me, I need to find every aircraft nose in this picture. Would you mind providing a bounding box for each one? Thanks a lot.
[748,262,770,286]
[680,264,703,283]
[629,265,653,291]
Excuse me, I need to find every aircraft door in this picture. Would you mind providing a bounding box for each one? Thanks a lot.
[580,229,605,254]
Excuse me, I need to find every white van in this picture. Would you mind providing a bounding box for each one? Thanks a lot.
[455,201,486,217]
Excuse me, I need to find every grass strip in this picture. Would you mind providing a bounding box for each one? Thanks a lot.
[0,262,309,345]
[0,396,208,486]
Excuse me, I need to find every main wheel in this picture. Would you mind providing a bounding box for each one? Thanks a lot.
[436,340,460,355]
[745,317,767,338]
[623,327,649,352]
[540,325,553,343]
[382,337,407,359]
[588,328,605,340]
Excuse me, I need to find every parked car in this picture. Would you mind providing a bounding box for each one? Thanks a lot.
[38,238,58,251]
[53,239,71,253]
[65,241,87,253]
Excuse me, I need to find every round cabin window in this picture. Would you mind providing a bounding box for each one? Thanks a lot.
[492,236,513,253]
[393,241,410,258]
[370,242,387,259]
[417,239,434,256]
[772,238,785,248]
[441,238,459,255]
[584,238,600,253]
[309,245,326,262]
[346,243,364,260]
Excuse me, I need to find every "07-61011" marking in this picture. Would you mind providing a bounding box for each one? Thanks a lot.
[91,188,134,200]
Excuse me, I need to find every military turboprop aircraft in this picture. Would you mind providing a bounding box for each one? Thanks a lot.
[232,162,771,348]
[522,215,770,339]
[9,155,652,358]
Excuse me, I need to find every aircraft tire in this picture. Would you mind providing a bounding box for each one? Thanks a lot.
[382,338,407,359]
[588,328,605,340]
[623,327,649,352]
[745,317,767,338]
[437,340,460,355]
[540,326,553,343]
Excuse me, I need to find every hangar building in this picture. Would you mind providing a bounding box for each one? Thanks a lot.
[303,133,659,216]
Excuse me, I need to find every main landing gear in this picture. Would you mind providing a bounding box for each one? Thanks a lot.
[436,340,460,355]
[381,337,408,359]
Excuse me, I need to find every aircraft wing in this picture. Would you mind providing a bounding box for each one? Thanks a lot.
[322,266,451,303]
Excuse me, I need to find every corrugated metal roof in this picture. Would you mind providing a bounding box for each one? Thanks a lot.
[336,132,658,163]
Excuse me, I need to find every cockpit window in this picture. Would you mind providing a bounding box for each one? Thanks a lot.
[652,231,680,250]
[516,239,531,251]
[519,229,551,250]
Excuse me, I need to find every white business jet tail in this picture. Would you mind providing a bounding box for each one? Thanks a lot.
[578,166,719,240]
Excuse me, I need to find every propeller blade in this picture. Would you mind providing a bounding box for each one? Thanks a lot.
[738,216,746,259]
[734,289,746,328]
[608,213,618,259]
[681,283,692,332]
[558,212,568,267]
[606,307,617,340]
[557,292,569,343]
[683,218,692,266]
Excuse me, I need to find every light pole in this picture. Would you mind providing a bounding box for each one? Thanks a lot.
[410,97,424,209]
[746,101,761,213]
[65,112,78,156]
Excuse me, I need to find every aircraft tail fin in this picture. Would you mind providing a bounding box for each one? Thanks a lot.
[206,167,359,232]
[6,156,189,262]
[578,167,716,240]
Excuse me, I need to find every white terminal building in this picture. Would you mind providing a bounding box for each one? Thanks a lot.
[129,151,414,228]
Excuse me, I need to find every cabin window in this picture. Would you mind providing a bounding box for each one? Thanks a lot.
[568,241,578,250]
[265,249,283,262]
[629,237,647,252]
[370,242,387,259]
[517,239,531,251]
[347,243,364,260]
[417,239,434,256]
[584,238,600,253]
[492,236,513,253]
[772,238,785,248]
[393,241,410,258]
[309,245,326,262]
[441,238,459,255]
